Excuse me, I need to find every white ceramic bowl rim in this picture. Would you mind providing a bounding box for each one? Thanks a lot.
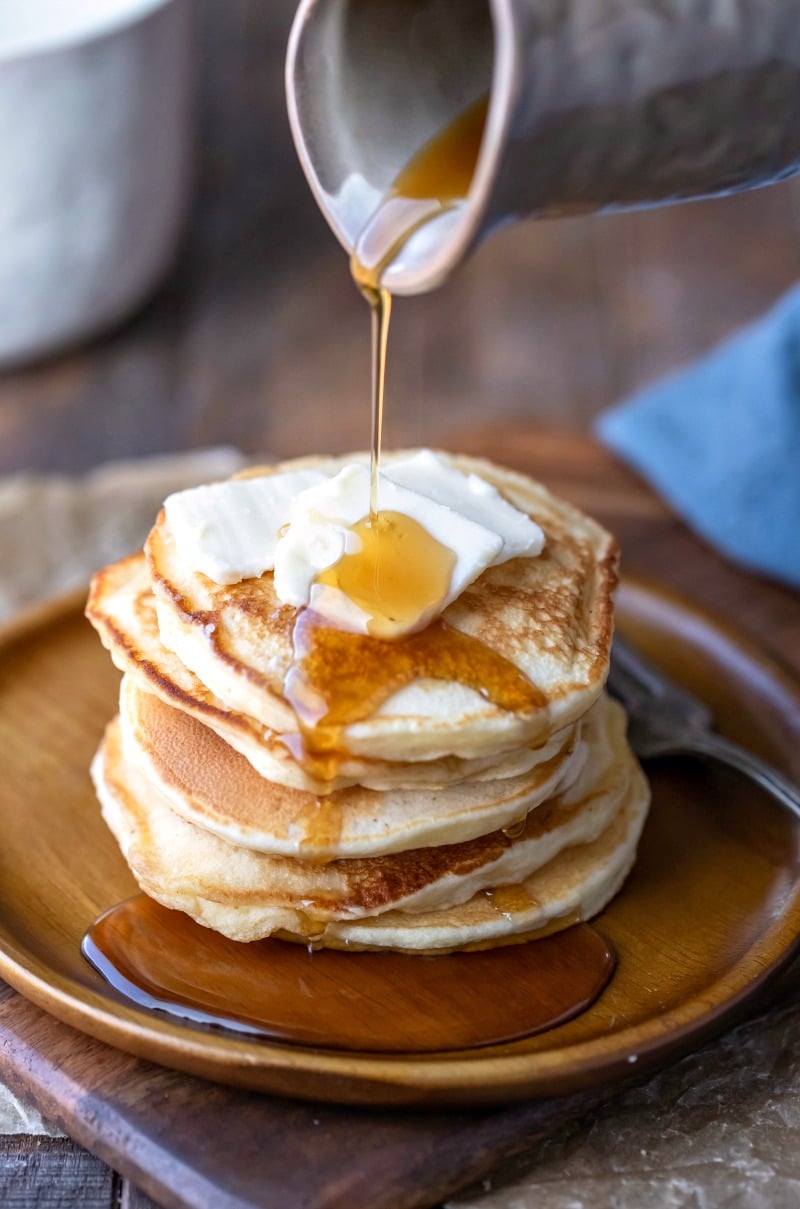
[0,0,172,61]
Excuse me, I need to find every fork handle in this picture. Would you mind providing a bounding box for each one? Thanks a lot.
[681,732,800,822]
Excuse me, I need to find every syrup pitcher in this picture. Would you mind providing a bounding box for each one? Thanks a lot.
[286,0,800,295]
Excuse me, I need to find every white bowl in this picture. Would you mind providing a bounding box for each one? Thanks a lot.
[0,0,193,369]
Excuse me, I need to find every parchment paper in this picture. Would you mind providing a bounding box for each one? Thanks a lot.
[0,448,243,1136]
[1,450,799,1209]
[450,987,800,1209]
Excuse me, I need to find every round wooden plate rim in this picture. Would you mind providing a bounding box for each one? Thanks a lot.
[0,582,798,1106]
[0,883,795,1098]
[618,577,800,706]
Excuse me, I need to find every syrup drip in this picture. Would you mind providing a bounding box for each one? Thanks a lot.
[82,895,615,1053]
[282,611,546,764]
[350,95,489,517]
[294,796,344,864]
[484,884,541,921]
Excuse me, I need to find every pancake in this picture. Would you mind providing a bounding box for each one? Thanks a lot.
[87,552,577,795]
[92,695,648,947]
[144,452,617,763]
[319,792,649,953]
[118,675,596,858]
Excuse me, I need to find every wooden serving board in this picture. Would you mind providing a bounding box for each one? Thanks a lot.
[0,429,799,1209]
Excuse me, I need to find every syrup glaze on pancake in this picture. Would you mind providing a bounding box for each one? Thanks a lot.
[87,553,577,795]
[93,695,645,944]
[280,609,545,771]
[118,674,587,859]
[144,451,618,765]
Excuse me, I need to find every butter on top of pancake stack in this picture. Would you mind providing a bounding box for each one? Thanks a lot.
[86,450,650,952]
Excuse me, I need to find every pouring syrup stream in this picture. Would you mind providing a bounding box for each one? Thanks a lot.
[350,95,489,519]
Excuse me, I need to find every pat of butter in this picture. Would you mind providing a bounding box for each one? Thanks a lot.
[164,453,545,634]
[273,464,506,622]
[385,451,542,565]
[163,470,327,584]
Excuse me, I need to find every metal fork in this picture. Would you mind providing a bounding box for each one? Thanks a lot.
[608,633,800,822]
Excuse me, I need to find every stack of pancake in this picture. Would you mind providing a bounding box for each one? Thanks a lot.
[87,452,649,952]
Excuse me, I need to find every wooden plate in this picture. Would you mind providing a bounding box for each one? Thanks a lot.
[0,581,798,1107]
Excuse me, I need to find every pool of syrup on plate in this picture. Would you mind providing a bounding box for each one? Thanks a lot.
[83,894,614,1053]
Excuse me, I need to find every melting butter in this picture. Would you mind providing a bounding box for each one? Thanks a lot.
[163,469,326,585]
[316,511,456,640]
[162,452,544,639]
[274,457,543,638]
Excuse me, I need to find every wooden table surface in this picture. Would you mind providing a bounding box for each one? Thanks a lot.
[1,2,800,1206]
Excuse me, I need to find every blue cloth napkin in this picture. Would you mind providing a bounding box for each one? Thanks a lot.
[597,284,800,589]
